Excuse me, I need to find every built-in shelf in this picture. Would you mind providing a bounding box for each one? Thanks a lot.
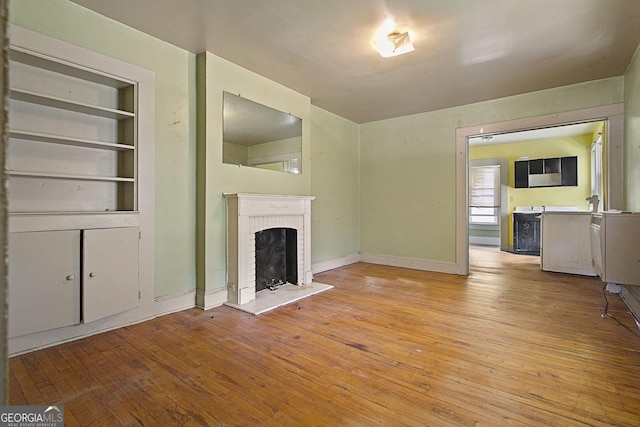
[5,25,156,355]
[9,129,134,151]
[9,46,133,89]
[10,88,135,120]
[7,29,141,216]
[8,170,135,183]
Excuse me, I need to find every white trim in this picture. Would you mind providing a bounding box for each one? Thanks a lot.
[9,306,149,356]
[359,253,458,275]
[456,104,625,276]
[154,290,196,316]
[10,288,197,355]
[469,236,500,246]
[196,287,228,310]
[312,253,360,274]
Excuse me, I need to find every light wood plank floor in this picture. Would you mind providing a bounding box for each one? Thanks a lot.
[10,247,640,426]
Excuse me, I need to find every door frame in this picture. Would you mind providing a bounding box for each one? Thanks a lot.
[455,104,624,275]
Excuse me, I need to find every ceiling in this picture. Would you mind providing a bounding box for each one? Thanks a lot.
[70,0,640,124]
[467,121,602,146]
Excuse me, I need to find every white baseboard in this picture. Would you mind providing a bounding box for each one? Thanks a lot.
[154,290,196,316]
[9,291,199,356]
[312,253,360,274]
[196,287,228,310]
[359,252,458,275]
[469,236,500,246]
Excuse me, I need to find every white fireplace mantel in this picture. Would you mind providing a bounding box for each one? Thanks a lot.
[223,193,315,306]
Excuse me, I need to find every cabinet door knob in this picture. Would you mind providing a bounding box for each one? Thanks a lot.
[66,275,75,281]
[89,272,96,278]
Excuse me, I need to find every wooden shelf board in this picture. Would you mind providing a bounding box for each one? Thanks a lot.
[8,170,135,183]
[9,129,134,151]
[10,88,135,120]
[9,47,134,89]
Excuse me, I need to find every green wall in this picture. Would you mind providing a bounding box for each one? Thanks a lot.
[10,0,197,298]
[8,0,362,303]
[310,106,360,264]
[196,52,312,296]
[8,0,638,301]
[360,78,624,264]
[625,44,640,211]
[222,142,248,166]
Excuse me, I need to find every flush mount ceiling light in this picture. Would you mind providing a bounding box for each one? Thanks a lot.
[480,135,494,143]
[373,19,415,58]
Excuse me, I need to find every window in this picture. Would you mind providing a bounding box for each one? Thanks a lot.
[469,165,500,225]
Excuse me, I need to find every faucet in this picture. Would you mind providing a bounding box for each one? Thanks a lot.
[586,195,599,213]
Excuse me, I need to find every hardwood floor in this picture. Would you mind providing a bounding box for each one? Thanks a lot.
[10,247,640,426]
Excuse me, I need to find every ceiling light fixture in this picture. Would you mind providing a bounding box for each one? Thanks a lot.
[480,135,494,143]
[373,19,415,58]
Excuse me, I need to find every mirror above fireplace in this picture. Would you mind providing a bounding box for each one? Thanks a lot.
[223,91,302,173]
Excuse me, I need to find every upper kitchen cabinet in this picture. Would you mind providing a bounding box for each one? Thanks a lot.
[514,156,577,188]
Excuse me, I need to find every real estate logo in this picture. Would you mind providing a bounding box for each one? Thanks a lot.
[0,405,64,427]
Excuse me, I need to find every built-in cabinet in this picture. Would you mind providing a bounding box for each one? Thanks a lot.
[8,230,81,338]
[83,227,140,323]
[8,227,139,338]
[6,25,155,352]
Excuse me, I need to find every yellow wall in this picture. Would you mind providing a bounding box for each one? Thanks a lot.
[470,135,593,242]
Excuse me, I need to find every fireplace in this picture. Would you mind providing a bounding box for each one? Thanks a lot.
[255,227,297,291]
[223,193,316,306]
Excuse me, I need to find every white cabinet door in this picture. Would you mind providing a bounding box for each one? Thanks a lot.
[8,230,81,337]
[83,227,139,323]
[541,213,596,276]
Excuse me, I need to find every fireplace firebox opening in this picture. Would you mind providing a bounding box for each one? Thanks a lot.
[255,228,298,292]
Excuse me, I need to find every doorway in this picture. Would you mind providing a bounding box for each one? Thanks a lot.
[455,104,624,275]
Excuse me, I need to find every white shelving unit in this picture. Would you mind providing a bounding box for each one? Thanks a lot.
[7,25,156,352]
[8,44,138,214]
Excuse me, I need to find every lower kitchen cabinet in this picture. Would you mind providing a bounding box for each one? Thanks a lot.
[513,213,541,255]
[8,227,139,338]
